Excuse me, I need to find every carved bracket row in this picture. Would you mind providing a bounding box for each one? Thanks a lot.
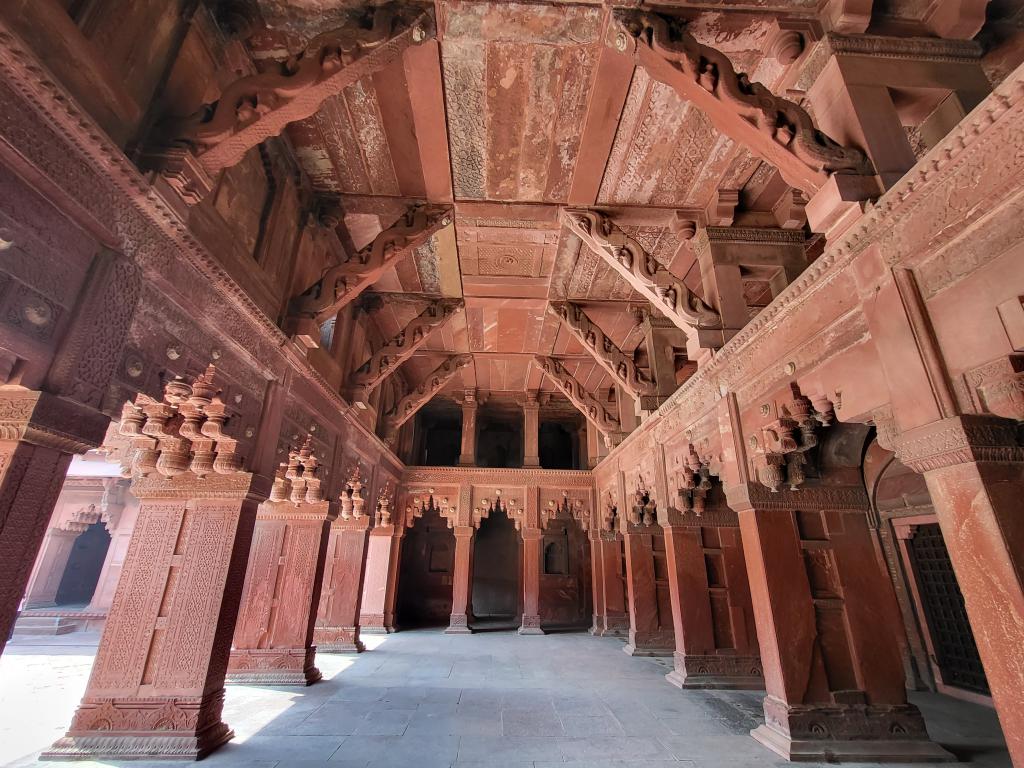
[535,355,625,447]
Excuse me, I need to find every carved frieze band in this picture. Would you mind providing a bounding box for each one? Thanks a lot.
[895,415,1024,473]
[535,355,625,447]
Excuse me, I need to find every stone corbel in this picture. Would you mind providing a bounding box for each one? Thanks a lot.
[549,302,657,400]
[268,434,324,505]
[750,383,833,492]
[534,355,625,447]
[150,4,435,199]
[374,482,394,526]
[627,478,658,527]
[560,209,723,350]
[338,466,366,521]
[348,299,464,407]
[609,10,873,195]
[673,443,714,517]
[383,355,471,444]
[601,489,619,534]
[287,205,453,342]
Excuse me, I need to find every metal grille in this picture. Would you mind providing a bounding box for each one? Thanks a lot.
[909,524,989,695]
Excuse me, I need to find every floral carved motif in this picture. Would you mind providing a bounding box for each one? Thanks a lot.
[383,355,471,443]
[561,209,721,340]
[535,355,624,447]
[549,302,656,398]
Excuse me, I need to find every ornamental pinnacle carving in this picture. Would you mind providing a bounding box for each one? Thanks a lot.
[375,483,394,526]
[289,205,453,329]
[752,384,833,493]
[673,443,713,516]
[549,302,656,399]
[561,209,721,344]
[348,299,464,405]
[119,365,244,478]
[611,11,873,195]
[160,5,435,179]
[339,466,366,520]
[269,435,323,505]
[535,355,625,447]
[383,355,472,444]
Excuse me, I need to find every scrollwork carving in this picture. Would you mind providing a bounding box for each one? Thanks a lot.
[383,355,472,443]
[535,355,625,447]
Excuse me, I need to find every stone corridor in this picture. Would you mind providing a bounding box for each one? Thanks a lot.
[1,630,1011,768]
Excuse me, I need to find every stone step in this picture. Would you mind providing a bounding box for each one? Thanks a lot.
[12,616,81,636]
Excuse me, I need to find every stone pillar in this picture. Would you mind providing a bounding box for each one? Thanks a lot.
[587,527,605,634]
[616,386,639,434]
[590,530,629,637]
[728,483,952,762]
[661,514,762,690]
[88,487,139,614]
[586,421,606,469]
[638,311,687,413]
[523,392,540,468]
[446,525,474,634]
[621,522,674,656]
[227,489,335,685]
[577,425,589,470]
[898,416,1024,766]
[519,527,544,635]
[359,524,402,634]
[49,470,268,760]
[0,390,107,654]
[458,391,478,466]
[22,527,79,608]
[315,514,370,652]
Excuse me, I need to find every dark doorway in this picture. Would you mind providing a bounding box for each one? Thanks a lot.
[477,417,522,468]
[471,507,520,627]
[55,522,111,606]
[416,412,462,466]
[539,422,575,469]
[396,505,455,628]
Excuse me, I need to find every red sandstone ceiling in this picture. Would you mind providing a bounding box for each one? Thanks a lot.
[243,0,940,407]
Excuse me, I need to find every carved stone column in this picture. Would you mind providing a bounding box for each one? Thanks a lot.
[621,513,674,657]
[228,440,334,685]
[459,391,479,466]
[523,392,540,468]
[315,515,370,653]
[446,525,475,634]
[518,527,544,635]
[897,416,1024,766]
[727,482,952,762]
[359,523,403,634]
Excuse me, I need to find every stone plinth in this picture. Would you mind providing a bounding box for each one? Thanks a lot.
[622,524,674,657]
[315,514,370,652]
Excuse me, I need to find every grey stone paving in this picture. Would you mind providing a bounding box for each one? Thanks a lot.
[0,629,1011,768]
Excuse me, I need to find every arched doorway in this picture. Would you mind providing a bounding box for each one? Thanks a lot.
[471,505,520,629]
[54,522,111,607]
[396,502,455,629]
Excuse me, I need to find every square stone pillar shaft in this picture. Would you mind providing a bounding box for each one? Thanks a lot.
[662,521,763,690]
[227,500,335,685]
[23,527,79,608]
[458,399,478,466]
[523,398,540,468]
[359,525,401,633]
[590,531,629,636]
[730,484,952,762]
[588,528,606,634]
[446,525,474,633]
[315,516,370,652]
[518,528,544,635]
[622,525,674,656]
[49,472,268,760]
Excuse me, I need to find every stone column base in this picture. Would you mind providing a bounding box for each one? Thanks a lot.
[313,625,365,653]
[445,614,473,634]
[665,652,764,690]
[623,643,673,657]
[44,692,232,760]
[359,613,395,634]
[624,629,674,657]
[752,697,955,763]
[226,647,321,686]
[518,615,544,635]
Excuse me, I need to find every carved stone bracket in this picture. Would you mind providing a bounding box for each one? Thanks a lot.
[383,355,472,444]
[289,205,453,329]
[549,302,656,399]
[374,482,394,526]
[627,478,658,527]
[0,389,109,455]
[535,355,625,447]
[672,443,714,517]
[268,434,324,505]
[561,209,722,345]
[348,299,464,403]
[750,383,832,492]
[338,466,366,521]
[158,5,435,179]
[118,365,244,478]
[610,11,872,195]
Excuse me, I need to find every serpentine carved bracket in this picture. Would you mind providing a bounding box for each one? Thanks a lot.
[611,11,873,195]
[383,354,472,443]
[535,355,625,447]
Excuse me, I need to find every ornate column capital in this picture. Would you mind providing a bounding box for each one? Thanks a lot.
[895,415,1024,473]
[0,389,109,454]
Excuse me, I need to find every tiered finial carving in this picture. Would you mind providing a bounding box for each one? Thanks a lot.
[269,435,324,504]
[383,355,472,443]
[602,489,619,533]
[549,302,656,398]
[290,205,453,325]
[162,5,435,177]
[611,11,872,193]
[119,365,243,478]
[674,443,713,516]
[375,482,394,526]
[338,466,366,520]
[753,383,833,492]
[561,209,721,339]
[535,355,625,447]
[349,299,464,396]
[627,479,657,527]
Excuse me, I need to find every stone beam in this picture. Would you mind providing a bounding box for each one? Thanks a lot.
[383,355,471,443]
[348,299,463,405]
[561,208,723,352]
[549,302,657,402]
[611,11,873,196]
[534,356,625,448]
[288,204,453,337]
[163,6,435,180]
